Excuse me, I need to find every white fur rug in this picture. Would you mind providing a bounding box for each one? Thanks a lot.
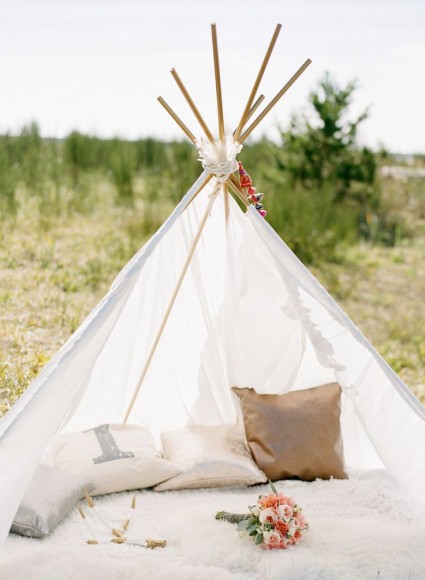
[2,472,425,580]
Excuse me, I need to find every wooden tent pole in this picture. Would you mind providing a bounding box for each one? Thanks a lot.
[158,58,310,211]
[239,58,312,143]
[157,96,196,143]
[239,94,265,129]
[123,185,221,424]
[211,24,229,222]
[156,97,242,209]
[155,100,215,211]
[158,90,265,146]
[228,174,249,204]
[227,178,249,207]
[234,24,282,141]
[211,24,225,142]
[157,93,255,210]
[223,182,230,221]
[170,69,215,143]
[183,173,214,211]
[231,95,265,139]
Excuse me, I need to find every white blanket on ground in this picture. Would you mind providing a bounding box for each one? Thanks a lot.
[2,473,425,580]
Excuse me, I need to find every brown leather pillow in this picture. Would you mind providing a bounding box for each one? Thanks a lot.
[233,383,347,481]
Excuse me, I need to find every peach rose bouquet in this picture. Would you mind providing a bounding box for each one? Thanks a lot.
[216,482,308,550]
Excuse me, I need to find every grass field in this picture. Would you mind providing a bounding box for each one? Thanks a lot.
[0,141,424,416]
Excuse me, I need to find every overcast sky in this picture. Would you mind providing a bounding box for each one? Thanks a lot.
[0,0,424,153]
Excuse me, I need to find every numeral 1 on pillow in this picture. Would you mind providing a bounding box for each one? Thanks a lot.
[85,424,135,464]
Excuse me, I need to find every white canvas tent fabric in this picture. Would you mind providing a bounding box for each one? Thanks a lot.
[1,169,425,549]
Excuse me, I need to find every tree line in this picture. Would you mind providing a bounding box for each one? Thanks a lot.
[0,75,404,263]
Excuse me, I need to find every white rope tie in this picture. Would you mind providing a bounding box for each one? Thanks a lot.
[201,158,238,183]
[197,135,242,183]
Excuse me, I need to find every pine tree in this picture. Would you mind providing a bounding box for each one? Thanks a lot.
[279,73,377,208]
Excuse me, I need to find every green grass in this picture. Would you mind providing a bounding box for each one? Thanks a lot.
[312,239,425,403]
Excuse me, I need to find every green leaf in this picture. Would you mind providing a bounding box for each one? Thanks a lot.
[255,533,263,545]
[269,479,278,494]
[236,519,250,531]
[247,524,258,534]
[249,530,258,536]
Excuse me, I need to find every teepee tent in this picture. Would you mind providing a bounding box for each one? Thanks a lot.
[1,24,424,549]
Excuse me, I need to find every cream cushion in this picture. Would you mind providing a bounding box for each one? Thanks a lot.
[154,424,267,491]
[51,423,181,495]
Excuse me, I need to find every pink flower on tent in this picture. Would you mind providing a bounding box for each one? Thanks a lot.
[237,161,268,218]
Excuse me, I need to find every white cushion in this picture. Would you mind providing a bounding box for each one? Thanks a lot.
[51,424,181,495]
[154,424,267,491]
[11,465,94,538]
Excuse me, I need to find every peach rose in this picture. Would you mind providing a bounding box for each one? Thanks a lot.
[277,504,293,520]
[263,530,285,550]
[259,507,278,525]
[274,519,289,537]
